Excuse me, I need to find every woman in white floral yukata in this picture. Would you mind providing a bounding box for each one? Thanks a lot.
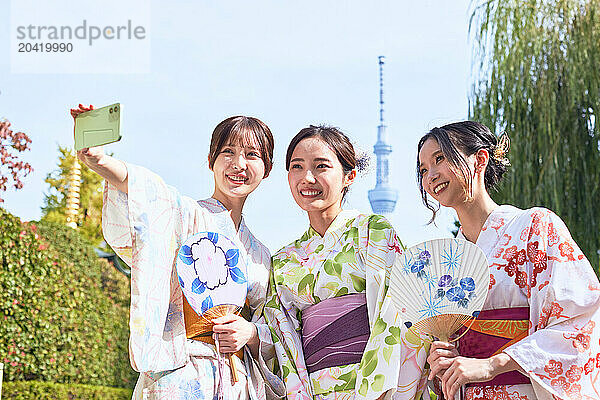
[72,105,284,400]
[263,125,429,400]
[418,121,600,400]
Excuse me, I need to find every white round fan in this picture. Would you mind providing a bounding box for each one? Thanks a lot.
[389,238,490,341]
[176,231,248,316]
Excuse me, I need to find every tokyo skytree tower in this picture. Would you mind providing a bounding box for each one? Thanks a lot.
[368,56,398,215]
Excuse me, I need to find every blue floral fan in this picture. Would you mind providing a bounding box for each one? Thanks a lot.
[389,238,489,342]
[176,231,248,320]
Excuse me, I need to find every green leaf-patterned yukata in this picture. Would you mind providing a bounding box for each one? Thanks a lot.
[263,210,429,400]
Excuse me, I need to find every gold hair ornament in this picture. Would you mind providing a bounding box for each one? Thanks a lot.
[493,132,511,166]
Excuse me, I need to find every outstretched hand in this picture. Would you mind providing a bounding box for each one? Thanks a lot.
[69,104,106,168]
[77,146,106,169]
[69,103,128,192]
[212,314,258,353]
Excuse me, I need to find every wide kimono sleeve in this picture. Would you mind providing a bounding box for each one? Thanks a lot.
[245,243,287,399]
[249,302,287,398]
[261,251,312,400]
[102,163,209,372]
[502,209,600,399]
[354,215,429,400]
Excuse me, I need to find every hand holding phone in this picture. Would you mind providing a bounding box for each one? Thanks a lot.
[73,103,122,151]
[70,103,128,193]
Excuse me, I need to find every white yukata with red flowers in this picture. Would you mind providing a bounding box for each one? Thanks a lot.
[102,164,284,400]
[457,205,600,400]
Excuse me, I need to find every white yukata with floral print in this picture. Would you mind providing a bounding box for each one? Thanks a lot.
[457,205,600,400]
[102,164,284,400]
[264,210,429,400]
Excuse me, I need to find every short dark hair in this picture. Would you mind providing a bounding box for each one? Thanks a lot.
[417,121,509,222]
[286,125,357,197]
[208,116,274,177]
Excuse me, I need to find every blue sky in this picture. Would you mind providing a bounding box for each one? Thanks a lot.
[1,0,472,251]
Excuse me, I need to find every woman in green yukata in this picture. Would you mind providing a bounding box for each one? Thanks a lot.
[263,125,429,400]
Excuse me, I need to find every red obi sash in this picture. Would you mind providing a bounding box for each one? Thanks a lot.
[458,307,531,387]
[301,293,370,373]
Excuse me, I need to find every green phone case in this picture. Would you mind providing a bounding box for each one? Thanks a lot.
[74,103,122,151]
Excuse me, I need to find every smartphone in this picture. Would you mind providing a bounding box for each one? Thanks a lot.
[74,103,122,151]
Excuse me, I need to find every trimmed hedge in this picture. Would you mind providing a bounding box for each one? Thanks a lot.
[0,207,136,388]
[2,381,133,399]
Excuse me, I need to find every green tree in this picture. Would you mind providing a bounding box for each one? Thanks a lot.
[0,208,135,388]
[41,146,105,247]
[469,0,600,268]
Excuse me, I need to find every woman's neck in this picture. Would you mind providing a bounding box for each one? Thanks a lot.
[308,204,343,237]
[211,192,247,231]
[455,191,498,243]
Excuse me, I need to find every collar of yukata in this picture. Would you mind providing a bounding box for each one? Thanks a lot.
[200,197,247,234]
[458,204,515,244]
[204,197,227,212]
[306,209,361,240]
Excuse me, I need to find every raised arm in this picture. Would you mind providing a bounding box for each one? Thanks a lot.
[78,147,128,193]
[71,104,128,193]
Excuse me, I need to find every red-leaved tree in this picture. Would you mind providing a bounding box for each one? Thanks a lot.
[0,119,33,203]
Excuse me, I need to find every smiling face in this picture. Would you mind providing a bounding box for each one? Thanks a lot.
[287,137,355,215]
[211,142,266,202]
[207,116,273,208]
[418,138,475,208]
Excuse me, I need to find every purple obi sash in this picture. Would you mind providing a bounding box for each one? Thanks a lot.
[301,293,369,373]
[458,307,531,387]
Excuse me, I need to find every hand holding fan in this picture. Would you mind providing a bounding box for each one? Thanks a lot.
[389,238,489,342]
[176,232,248,388]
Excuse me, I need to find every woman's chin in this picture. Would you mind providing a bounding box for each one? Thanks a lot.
[294,199,322,213]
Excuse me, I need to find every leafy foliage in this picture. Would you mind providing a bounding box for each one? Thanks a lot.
[41,146,105,247]
[469,0,600,266]
[0,207,135,388]
[2,381,132,399]
[0,120,33,202]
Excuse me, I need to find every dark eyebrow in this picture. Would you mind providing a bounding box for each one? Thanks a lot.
[291,157,332,163]
[418,150,442,167]
[421,150,443,163]
[224,142,259,151]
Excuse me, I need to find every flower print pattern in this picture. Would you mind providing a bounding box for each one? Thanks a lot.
[435,275,477,309]
[466,386,530,400]
[458,205,600,400]
[544,359,563,378]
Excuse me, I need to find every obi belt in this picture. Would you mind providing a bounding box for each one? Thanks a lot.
[301,293,370,374]
[182,296,245,360]
[458,306,531,387]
